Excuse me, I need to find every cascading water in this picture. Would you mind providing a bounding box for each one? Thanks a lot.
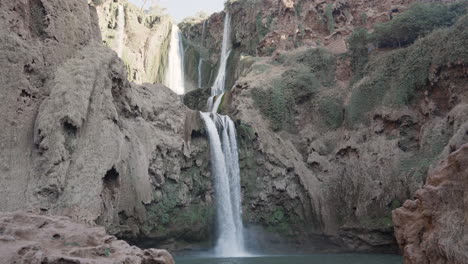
[202,20,208,46]
[116,5,125,57]
[164,25,186,95]
[199,12,247,257]
[210,13,232,98]
[200,113,245,257]
[198,20,208,89]
[198,58,204,88]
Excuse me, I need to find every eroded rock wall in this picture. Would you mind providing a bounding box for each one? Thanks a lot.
[95,0,172,84]
[393,144,468,264]
[0,0,214,250]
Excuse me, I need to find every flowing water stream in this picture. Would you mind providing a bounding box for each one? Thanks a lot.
[164,25,186,95]
[199,12,247,257]
[198,58,204,88]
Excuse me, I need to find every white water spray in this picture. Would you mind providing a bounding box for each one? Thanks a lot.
[202,20,208,46]
[210,13,232,98]
[198,58,204,88]
[164,25,186,95]
[116,5,125,57]
[200,113,245,257]
[200,12,247,257]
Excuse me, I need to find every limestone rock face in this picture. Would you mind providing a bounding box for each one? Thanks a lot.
[0,211,175,264]
[0,0,213,248]
[393,144,468,264]
[95,0,172,84]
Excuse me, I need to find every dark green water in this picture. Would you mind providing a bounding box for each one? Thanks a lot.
[175,254,402,264]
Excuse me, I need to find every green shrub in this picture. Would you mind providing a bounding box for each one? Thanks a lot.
[371,1,468,48]
[256,13,273,40]
[318,97,344,129]
[361,12,368,25]
[293,48,336,87]
[348,28,370,79]
[347,14,468,125]
[294,0,304,16]
[252,67,320,131]
[253,48,336,131]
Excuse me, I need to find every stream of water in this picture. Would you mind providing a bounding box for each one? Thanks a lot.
[164,24,186,95]
[200,12,247,258]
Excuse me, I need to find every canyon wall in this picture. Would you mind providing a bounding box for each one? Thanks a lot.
[0,0,215,251]
[181,0,468,252]
[1,0,466,255]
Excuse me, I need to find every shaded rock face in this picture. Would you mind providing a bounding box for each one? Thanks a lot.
[0,0,213,249]
[95,0,172,84]
[393,144,468,264]
[0,211,175,264]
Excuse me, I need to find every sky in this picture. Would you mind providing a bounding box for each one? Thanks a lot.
[128,0,225,22]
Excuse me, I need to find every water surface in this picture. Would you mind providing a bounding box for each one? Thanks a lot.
[175,254,402,264]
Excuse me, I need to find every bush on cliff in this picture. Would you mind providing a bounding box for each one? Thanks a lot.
[252,48,336,131]
[372,1,468,48]
[348,1,467,78]
[347,14,468,124]
[347,28,369,79]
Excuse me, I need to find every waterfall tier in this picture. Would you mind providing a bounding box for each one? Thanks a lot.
[208,13,232,108]
[200,113,246,257]
[164,25,186,95]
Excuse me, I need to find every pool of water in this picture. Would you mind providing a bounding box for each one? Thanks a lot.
[175,254,402,264]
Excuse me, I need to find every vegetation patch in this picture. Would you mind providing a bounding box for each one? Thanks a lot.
[252,48,336,131]
[399,122,451,182]
[318,97,344,129]
[347,14,468,125]
[372,1,468,48]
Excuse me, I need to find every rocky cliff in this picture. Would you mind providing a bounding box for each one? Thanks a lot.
[1,0,467,256]
[0,211,175,264]
[393,144,468,264]
[0,0,215,251]
[180,0,418,92]
[181,0,468,252]
[95,0,172,84]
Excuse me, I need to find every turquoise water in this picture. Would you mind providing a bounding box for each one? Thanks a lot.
[175,254,402,264]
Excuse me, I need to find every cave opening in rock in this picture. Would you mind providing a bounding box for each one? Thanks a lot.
[103,167,120,192]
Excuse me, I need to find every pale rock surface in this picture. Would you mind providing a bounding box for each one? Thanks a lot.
[0,211,175,264]
[94,0,173,84]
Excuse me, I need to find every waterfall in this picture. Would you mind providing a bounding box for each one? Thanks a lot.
[200,113,245,257]
[164,25,186,95]
[210,13,232,98]
[199,12,246,257]
[202,20,208,47]
[198,58,204,88]
[116,5,125,57]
